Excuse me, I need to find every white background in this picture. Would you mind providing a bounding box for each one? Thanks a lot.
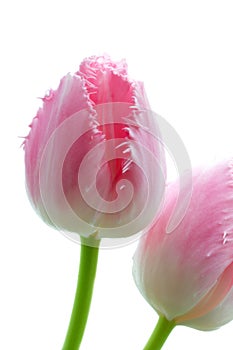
[1,0,233,349]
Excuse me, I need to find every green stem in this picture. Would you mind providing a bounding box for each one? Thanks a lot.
[143,316,175,350]
[62,237,100,350]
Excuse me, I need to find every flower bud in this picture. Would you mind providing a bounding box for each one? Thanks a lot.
[133,159,233,330]
[24,55,166,247]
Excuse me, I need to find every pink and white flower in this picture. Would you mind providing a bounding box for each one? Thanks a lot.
[133,159,233,330]
[24,55,165,246]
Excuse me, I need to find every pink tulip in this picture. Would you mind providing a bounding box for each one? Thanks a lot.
[133,159,233,331]
[24,55,165,246]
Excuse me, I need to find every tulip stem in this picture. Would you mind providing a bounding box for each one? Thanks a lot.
[62,237,100,350]
[143,316,175,350]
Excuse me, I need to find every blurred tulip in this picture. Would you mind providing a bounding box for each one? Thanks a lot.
[24,55,165,247]
[133,158,233,344]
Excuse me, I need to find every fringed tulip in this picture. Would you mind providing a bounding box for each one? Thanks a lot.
[23,55,166,350]
[133,159,233,349]
[24,55,165,247]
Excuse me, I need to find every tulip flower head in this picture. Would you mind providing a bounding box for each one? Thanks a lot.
[24,55,166,247]
[133,159,233,330]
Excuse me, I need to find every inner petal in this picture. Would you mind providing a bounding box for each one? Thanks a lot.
[176,260,233,323]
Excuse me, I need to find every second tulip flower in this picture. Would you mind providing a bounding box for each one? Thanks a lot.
[133,159,233,349]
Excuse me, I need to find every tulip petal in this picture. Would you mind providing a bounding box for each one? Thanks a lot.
[24,73,93,209]
[183,283,233,330]
[176,260,233,324]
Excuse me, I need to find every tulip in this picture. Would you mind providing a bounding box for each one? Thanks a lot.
[133,159,233,349]
[24,54,165,247]
[24,55,165,349]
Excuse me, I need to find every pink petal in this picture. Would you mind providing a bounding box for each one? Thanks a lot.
[24,73,93,209]
[176,260,233,324]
